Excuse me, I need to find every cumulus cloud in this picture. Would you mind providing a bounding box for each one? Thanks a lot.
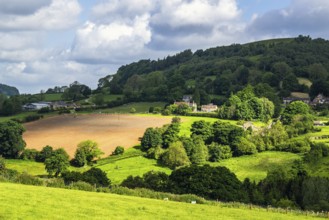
[71,14,152,63]
[247,0,329,38]
[0,0,52,15]
[71,0,243,63]
[0,0,81,31]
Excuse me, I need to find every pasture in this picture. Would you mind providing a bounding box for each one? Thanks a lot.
[0,182,319,220]
[23,114,171,157]
[96,149,171,184]
[210,151,302,182]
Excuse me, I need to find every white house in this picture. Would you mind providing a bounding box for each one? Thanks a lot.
[23,102,51,110]
[201,103,218,112]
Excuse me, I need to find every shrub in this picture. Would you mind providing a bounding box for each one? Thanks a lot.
[36,145,54,162]
[68,181,95,192]
[16,172,44,186]
[20,149,39,160]
[112,146,125,155]
[208,143,232,162]
[38,107,50,114]
[24,115,43,123]
[0,156,5,171]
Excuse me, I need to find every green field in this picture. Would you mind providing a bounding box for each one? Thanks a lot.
[6,160,47,176]
[101,102,167,114]
[0,182,319,220]
[297,77,312,88]
[210,152,302,182]
[95,148,171,184]
[0,111,36,122]
[42,93,63,101]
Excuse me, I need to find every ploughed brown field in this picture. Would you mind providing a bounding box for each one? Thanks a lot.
[23,114,171,157]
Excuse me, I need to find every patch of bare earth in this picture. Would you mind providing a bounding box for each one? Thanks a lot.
[23,114,171,157]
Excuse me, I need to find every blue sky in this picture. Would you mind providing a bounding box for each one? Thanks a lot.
[0,0,328,93]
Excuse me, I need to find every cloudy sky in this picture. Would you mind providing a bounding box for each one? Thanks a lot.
[0,0,328,94]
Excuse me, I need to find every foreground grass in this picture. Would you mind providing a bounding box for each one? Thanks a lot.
[211,152,302,182]
[0,182,319,220]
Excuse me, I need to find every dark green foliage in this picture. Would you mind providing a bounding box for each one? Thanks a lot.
[281,101,311,125]
[37,107,51,114]
[73,148,87,167]
[98,36,329,107]
[20,149,39,160]
[0,156,5,171]
[233,137,257,156]
[218,86,274,122]
[44,148,70,177]
[141,128,163,151]
[285,114,314,137]
[62,168,111,187]
[169,165,247,202]
[276,139,311,153]
[190,120,213,144]
[162,123,180,148]
[62,81,91,101]
[208,143,232,162]
[0,120,26,158]
[171,116,181,124]
[142,171,169,192]
[212,121,244,146]
[83,168,111,187]
[0,96,22,116]
[120,175,145,189]
[36,145,53,162]
[112,146,125,155]
[304,142,329,163]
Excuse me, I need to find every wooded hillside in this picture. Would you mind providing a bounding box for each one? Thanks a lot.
[99,35,329,106]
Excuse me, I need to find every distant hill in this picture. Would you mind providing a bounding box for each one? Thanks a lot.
[98,35,329,106]
[0,84,19,96]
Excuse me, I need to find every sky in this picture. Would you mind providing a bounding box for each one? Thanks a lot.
[0,0,329,94]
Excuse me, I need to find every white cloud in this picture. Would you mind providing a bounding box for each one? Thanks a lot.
[153,0,241,28]
[71,14,152,63]
[0,0,52,15]
[0,0,81,30]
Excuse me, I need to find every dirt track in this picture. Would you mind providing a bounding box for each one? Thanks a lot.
[23,114,171,157]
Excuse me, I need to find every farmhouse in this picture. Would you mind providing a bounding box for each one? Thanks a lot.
[23,102,51,110]
[282,97,310,105]
[311,94,329,105]
[201,103,218,112]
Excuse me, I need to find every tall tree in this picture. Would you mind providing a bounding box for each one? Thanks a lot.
[0,120,25,158]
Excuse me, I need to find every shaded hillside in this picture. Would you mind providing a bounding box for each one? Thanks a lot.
[0,84,19,96]
[99,35,329,106]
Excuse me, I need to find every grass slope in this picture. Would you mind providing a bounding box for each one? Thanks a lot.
[96,148,171,185]
[211,152,302,183]
[0,182,318,220]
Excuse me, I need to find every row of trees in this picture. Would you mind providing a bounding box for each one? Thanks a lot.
[121,151,329,211]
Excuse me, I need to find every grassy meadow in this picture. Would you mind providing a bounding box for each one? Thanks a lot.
[0,182,320,220]
[95,148,171,184]
[211,152,302,182]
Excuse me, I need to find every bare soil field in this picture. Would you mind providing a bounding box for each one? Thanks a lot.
[23,114,171,157]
